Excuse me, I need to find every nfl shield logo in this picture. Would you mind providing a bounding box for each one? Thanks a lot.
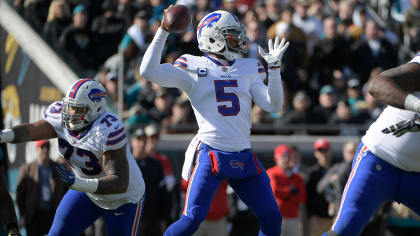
[197,68,207,77]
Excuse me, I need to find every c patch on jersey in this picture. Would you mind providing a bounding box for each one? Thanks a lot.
[197,68,207,77]
[88,89,106,102]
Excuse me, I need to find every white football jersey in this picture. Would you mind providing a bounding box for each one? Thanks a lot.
[362,54,420,172]
[173,55,266,152]
[43,101,145,209]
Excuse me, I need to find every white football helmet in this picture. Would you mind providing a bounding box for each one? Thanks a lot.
[62,79,107,130]
[197,10,249,61]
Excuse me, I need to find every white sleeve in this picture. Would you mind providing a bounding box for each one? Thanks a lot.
[250,68,284,113]
[103,119,127,152]
[139,28,193,93]
[43,101,64,131]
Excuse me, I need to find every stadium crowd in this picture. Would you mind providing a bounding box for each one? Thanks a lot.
[3,0,420,235]
[7,0,420,135]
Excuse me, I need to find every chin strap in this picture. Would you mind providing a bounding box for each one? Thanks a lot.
[223,50,241,61]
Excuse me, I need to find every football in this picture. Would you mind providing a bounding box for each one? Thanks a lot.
[162,5,192,33]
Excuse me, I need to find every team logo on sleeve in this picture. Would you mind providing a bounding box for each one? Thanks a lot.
[197,68,208,77]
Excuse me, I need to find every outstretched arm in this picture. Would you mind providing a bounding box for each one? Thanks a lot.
[368,62,420,111]
[57,146,129,194]
[0,120,57,144]
[250,69,284,113]
[139,7,193,92]
[251,37,289,113]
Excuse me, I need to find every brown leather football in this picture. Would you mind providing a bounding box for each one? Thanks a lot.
[162,5,192,33]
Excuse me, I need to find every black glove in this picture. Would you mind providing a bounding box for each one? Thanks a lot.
[289,186,299,195]
[382,113,420,137]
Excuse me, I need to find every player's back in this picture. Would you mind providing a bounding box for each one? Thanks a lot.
[43,102,145,209]
[174,54,264,152]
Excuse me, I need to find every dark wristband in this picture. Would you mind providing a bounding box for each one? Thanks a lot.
[268,65,281,70]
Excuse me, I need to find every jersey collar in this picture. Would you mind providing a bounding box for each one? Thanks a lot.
[206,55,235,67]
[67,122,93,140]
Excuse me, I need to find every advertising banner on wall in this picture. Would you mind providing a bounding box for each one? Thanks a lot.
[0,28,62,168]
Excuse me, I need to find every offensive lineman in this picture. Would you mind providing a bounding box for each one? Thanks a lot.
[0,79,145,235]
[140,7,288,236]
[323,54,420,236]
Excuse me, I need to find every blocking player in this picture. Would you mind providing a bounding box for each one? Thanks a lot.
[323,54,420,236]
[0,79,145,235]
[140,7,288,236]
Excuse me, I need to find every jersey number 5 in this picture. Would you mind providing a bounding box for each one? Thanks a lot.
[214,80,240,116]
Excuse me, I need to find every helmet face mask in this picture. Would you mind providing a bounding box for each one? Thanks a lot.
[197,11,249,60]
[223,27,249,54]
[62,100,90,130]
[62,79,107,131]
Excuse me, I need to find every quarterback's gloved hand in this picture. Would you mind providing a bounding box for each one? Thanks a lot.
[258,36,289,67]
[382,114,420,137]
[56,164,75,186]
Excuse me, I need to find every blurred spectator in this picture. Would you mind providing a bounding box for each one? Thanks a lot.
[292,0,323,54]
[149,0,165,24]
[403,0,420,48]
[317,141,357,217]
[59,4,97,75]
[16,140,67,236]
[329,99,359,125]
[350,20,397,83]
[131,128,167,236]
[331,69,348,101]
[222,0,240,17]
[306,138,334,236]
[246,21,265,59]
[311,85,337,124]
[179,180,229,236]
[346,78,365,117]
[116,0,137,28]
[43,0,72,49]
[311,16,351,87]
[269,21,306,93]
[104,71,121,115]
[282,90,314,124]
[357,74,385,124]
[23,0,51,31]
[259,0,281,29]
[336,0,363,40]
[227,185,259,236]
[91,0,127,66]
[164,96,195,133]
[307,0,326,21]
[147,87,172,124]
[251,104,273,125]
[267,6,307,57]
[144,124,177,225]
[386,202,420,236]
[267,144,306,236]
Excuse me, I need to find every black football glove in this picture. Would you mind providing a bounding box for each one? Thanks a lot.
[382,114,420,137]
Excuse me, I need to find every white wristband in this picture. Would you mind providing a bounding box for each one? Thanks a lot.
[0,129,15,143]
[404,94,420,113]
[72,176,99,193]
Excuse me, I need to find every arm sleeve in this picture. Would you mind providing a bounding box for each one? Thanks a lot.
[250,68,284,113]
[103,121,127,152]
[43,102,64,132]
[139,28,193,93]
